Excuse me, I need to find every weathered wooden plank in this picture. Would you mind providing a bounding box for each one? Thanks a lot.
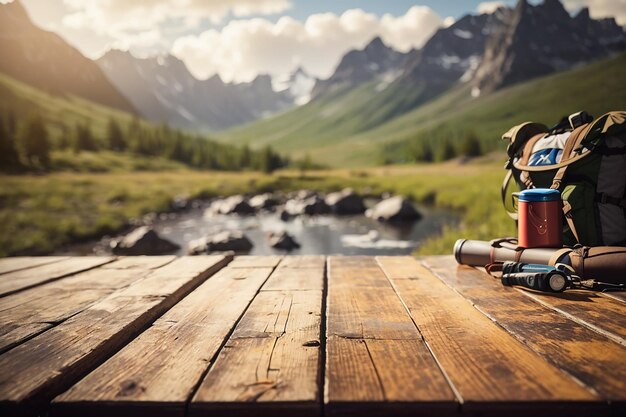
[0,257,69,275]
[190,287,323,416]
[52,262,274,417]
[0,255,230,417]
[262,265,324,291]
[327,256,416,340]
[277,255,325,269]
[0,257,115,297]
[518,288,626,345]
[0,256,174,354]
[99,256,175,270]
[229,256,282,268]
[424,256,626,402]
[326,338,459,417]
[602,291,626,303]
[377,256,601,416]
[325,256,456,417]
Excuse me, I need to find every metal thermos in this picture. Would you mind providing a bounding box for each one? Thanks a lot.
[515,188,562,248]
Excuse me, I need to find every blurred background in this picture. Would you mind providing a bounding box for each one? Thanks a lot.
[0,0,624,257]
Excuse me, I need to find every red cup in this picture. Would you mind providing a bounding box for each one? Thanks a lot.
[516,189,562,248]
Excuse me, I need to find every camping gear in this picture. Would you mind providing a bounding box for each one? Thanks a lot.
[500,262,575,292]
[498,261,625,292]
[515,189,562,248]
[453,238,626,285]
[454,238,568,266]
[501,111,626,246]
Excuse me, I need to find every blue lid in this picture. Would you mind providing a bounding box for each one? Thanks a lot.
[517,188,561,202]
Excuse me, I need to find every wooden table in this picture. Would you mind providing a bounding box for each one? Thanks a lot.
[0,255,624,417]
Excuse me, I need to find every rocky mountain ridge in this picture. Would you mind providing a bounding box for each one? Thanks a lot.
[0,1,136,114]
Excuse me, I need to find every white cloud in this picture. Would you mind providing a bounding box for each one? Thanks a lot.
[476,2,506,15]
[61,0,292,39]
[562,0,626,25]
[171,7,443,83]
[442,16,456,27]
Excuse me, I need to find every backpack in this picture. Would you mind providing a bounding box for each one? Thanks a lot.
[501,111,626,247]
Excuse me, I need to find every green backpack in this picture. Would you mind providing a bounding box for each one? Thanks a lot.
[501,111,626,246]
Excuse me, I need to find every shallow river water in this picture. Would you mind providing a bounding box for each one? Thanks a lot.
[149,204,456,256]
[59,201,458,256]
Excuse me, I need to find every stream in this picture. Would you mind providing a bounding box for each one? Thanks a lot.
[62,199,458,256]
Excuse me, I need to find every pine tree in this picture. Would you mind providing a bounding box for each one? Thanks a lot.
[73,123,96,152]
[57,123,72,150]
[421,141,434,162]
[437,139,456,162]
[411,140,434,162]
[20,114,50,168]
[106,118,125,151]
[460,131,482,157]
[240,145,252,168]
[258,146,282,173]
[0,116,22,171]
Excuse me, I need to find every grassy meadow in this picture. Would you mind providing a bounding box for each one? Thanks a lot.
[220,53,626,166]
[0,154,515,257]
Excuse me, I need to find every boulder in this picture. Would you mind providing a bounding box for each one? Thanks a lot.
[188,231,253,255]
[325,188,366,214]
[366,196,422,222]
[111,226,180,255]
[268,231,300,251]
[170,194,190,211]
[285,195,330,216]
[278,208,294,222]
[187,237,211,256]
[289,189,317,200]
[249,193,279,211]
[205,195,255,216]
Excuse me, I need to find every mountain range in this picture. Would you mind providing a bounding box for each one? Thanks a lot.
[97,50,308,131]
[0,0,624,165]
[218,0,625,164]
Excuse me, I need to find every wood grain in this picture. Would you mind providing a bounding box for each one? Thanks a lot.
[262,265,324,291]
[325,256,456,416]
[53,262,274,417]
[99,256,175,270]
[517,288,626,345]
[0,257,115,297]
[0,256,230,417]
[0,257,174,353]
[229,256,282,268]
[377,256,600,415]
[327,256,416,340]
[190,288,323,416]
[190,257,326,416]
[0,257,69,275]
[602,291,626,303]
[277,255,325,269]
[425,256,626,401]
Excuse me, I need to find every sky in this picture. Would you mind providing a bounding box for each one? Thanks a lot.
[4,0,625,84]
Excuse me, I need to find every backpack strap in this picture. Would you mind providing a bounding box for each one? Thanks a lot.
[563,201,581,243]
[518,133,546,189]
[548,247,572,266]
[596,192,626,208]
[569,246,590,278]
[550,124,589,189]
[501,169,518,220]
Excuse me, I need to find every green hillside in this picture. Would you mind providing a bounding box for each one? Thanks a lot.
[0,71,137,139]
[0,72,285,172]
[219,53,626,166]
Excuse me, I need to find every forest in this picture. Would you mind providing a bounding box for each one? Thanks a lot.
[0,111,287,173]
